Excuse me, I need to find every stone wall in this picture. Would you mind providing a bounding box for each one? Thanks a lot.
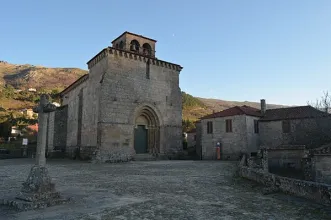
[266,147,305,172]
[245,116,260,153]
[79,55,105,159]
[260,117,331,149]
[53,106,68,151]
[239,163,331,205]
[94,48,182,162]
[62,80,87,154]
[195,121,202,160]
[313,154,331,185]
[259,121,283,148]
[45,106,68,158]
[201,115,258,160]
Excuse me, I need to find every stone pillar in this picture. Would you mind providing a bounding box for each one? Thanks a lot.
[13,94,67,210]
[35,95,48,166]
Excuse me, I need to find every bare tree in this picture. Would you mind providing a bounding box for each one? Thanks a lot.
[307,91,331,113]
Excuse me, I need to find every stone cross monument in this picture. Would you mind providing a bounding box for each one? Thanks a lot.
[14,94,66,210]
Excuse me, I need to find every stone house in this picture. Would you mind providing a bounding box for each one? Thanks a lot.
[259,105,331,149]
[46,31,183,162]
[199,99,331,160]
[200,105,262,160]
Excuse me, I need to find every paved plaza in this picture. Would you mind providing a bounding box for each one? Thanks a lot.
[0,159,330,220]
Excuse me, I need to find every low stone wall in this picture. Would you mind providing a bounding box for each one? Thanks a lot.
[239,165,331,205]
[266,147,305,171]
[313,154,331,185]
[0,147,36,159]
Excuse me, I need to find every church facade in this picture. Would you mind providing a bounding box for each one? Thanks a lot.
[46,32,183,162]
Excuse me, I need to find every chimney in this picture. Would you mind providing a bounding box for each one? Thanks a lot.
[260,99,266,115]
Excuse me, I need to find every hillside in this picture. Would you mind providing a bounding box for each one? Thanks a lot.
[0,61,285,120]
[0,61,87,90]
[0,61,87,109]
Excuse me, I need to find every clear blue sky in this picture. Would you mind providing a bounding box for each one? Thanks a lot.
[1,0,331,106]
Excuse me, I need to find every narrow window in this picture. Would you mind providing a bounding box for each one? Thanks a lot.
[146,59,150,79]
[226,119,232,133]
[207,121,213,134]
[254,120,259,133]
[194,135,197,141]
[282,120,290,133]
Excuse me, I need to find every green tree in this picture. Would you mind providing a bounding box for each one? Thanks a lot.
[182,119,196,133]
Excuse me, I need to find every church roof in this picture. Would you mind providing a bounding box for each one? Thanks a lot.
[59,74,89,96]
[111,31,157,43]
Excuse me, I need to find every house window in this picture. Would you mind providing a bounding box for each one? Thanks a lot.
[254,120,259,133]
[282,120,291,133]
[194,135,196,141]
[207,121,213,134]
[226,119,232,133]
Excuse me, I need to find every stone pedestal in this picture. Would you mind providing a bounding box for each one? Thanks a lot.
[0,95,69,211]
[1,165,69,211]
[17,165,59,201]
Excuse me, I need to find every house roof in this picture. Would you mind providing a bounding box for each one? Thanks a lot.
[27,123,38,132]
[200,105,262,120]
[260,106,331,121]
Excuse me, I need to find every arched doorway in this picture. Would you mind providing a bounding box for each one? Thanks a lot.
[134,106,160,155]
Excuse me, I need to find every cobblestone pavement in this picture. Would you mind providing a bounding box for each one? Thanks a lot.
[0,159,330,220]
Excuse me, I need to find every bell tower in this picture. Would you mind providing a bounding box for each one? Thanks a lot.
[111,31,157,58]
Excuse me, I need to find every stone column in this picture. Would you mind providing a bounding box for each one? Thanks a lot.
[14,94,66,210]
[35,94,48,166]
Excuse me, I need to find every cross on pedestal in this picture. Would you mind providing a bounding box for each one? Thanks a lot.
[13,94,68,210]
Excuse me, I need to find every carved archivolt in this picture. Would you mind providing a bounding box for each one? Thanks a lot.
[134,105,160,154]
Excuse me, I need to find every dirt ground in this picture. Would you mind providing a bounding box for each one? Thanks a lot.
[0,159,330,220]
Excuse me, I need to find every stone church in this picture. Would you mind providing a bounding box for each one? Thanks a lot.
[46,32,183,162]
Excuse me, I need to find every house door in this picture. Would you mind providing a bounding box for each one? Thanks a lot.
[134,125,148,154]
